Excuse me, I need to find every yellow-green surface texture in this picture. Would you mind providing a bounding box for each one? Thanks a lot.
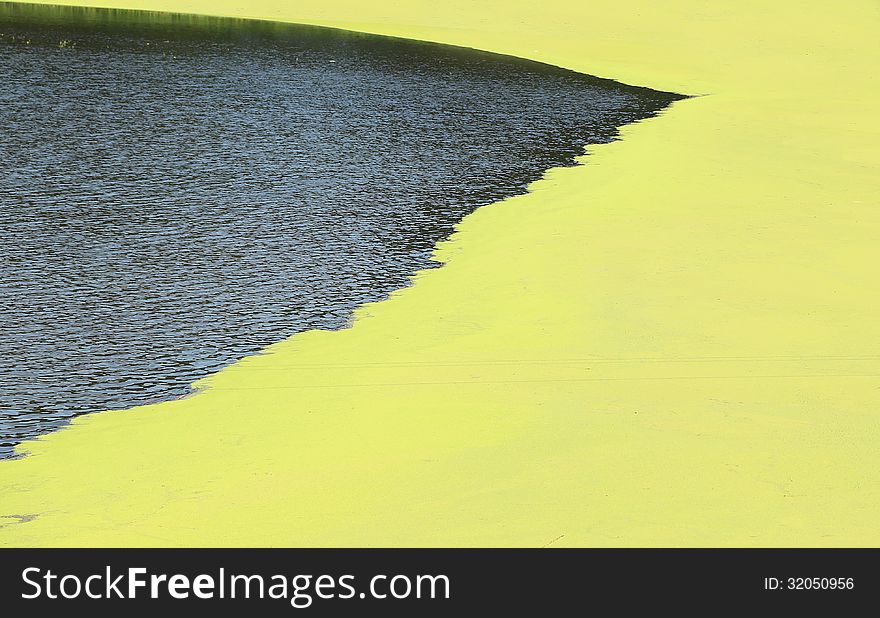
[2,1,879,546]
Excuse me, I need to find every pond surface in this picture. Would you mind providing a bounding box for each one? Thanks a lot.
[0,2,682,458]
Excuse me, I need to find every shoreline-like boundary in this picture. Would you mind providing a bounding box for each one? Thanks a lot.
[1,0,879,547]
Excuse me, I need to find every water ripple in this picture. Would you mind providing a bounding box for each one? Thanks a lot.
[0,4,683,457]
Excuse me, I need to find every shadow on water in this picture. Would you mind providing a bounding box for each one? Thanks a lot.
[0,2,685,458]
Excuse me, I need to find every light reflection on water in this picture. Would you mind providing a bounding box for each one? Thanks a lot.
[0,3,683,457]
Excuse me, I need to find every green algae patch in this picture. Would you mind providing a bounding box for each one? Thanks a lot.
[1,0,879,547]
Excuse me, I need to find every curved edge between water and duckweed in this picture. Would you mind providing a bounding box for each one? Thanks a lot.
[1,0,879,548]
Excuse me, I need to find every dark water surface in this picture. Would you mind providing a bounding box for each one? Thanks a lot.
[0,3,682,457]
